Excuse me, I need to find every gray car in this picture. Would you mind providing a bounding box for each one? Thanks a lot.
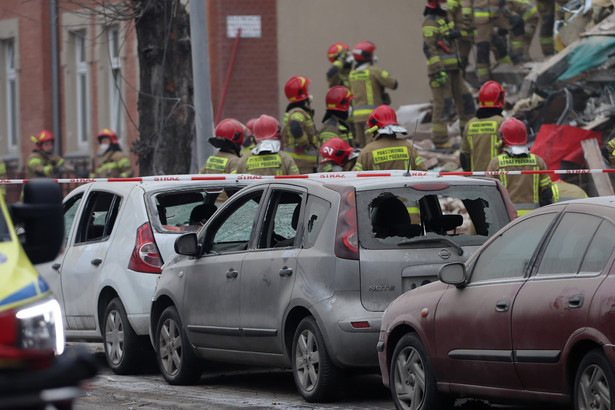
[150,175,517,402]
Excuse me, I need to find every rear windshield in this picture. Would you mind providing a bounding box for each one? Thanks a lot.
[356,183,510,250]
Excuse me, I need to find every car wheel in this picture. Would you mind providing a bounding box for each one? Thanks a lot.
[390,333,453,410]
[292,316,338,402]
[156,306,202,385]
[103,297,142,374]
[574,348,615,410]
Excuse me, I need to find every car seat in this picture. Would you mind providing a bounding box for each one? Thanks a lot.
[371,196,422,239]
[189,203,217,225]
[274,205,301,247]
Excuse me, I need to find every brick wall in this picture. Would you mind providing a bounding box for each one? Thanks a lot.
[207,0,278,126]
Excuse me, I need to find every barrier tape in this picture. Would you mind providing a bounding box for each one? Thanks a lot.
[3,168,615,184]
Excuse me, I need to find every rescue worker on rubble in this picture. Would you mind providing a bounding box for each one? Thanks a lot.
[486,117,553,215]
[199,118,246,174]
[504,0,540,63]
[423,0,476,150]
[281,75,318,174]
[326,42,352,88]
[446,0,475,76]
[460,80,507,172]
[537,0,567,56]
[26,130,72,179]
[319,85,355,147]
[353,105,427,172]
[462,0,513,83]
[349,41,398,148]
[92,128,133,178]
[318,137,360,172]
[236,114,300,176]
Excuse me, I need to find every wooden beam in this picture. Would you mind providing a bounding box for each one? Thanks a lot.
[581,138,614,196]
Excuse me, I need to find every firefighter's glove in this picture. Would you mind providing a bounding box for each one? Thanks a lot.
[446,30,461,40]
[430,71,448,88]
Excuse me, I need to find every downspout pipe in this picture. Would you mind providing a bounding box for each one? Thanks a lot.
[50,0,61,154]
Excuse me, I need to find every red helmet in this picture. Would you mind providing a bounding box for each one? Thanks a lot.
[98,128,119,145]
[284,75,311,103]
[479,81,506,108]
[325,86,354,112]
[367,105,398,130]
[253,114,281,142]
[245,118,257,136]
[31,129,55,146]
[319,137,354,166]
[426,0,444,8]
[499,117,527,146]
[352,41,375,63]
[215,118,245,146]
[327,42,350,63]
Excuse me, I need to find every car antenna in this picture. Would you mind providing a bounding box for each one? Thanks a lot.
[406,117,419,176]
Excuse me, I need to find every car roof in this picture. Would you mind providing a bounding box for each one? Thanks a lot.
[66,180,246,196]
[545,195,615,208]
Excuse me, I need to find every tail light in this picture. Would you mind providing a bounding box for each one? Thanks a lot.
[128,222,163,273]
[327,184,359,260]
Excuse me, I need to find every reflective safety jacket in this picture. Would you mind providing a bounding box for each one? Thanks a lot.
[423,14,461,76]
[606,137,615,166]
[349,64,398,123]
[486,152,552,215]
[318,116,354,146]
[551,180,588,202]
[25,150,66,179]
[93,150,133,178]
[447,0,475,35]
[461,114,506,171]
[282,106,318,173]
[463,0,504,24]
[199,151,239,174]
[235,151,300,176]
[352,134,427,172]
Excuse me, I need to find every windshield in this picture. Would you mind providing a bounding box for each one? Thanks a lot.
[356,183,510,250]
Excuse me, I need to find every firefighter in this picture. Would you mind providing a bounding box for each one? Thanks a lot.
[93,128,133,178]
[281,75,318,174]
[537,0,567,56]
[236,114,300,176]
[318,137,360,172]
[26,130,72,179]
[199,118,246,174]
[349,41,398,148]
[447,0,475,76]
[551,179,588,202]
[486,117,553,215]
[504,0,540,63]
[463,0,513,83]
[423,0,476,150]
[460,80,507,172]
[326,42,352,88]
[319,85,354,147]
[353,105,427,172]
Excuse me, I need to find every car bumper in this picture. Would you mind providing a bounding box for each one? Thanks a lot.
[0,346,99,409]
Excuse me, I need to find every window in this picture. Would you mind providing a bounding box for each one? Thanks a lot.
[580,220,615,274]
[304,195,330,248]
[536,213,601,276]
[4,38,17,149]
[258,190,304,249]
[63,194,83,245]
[108,26,122,138]
[209,191,263,253]
[75,192,120,244]
[470,213,557,283]
[75,31,89,146]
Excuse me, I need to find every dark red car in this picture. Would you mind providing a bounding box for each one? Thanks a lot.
[378,196,615,410]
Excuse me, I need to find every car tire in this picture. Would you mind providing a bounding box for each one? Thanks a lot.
[156,306,202,385]
[292,316,339,403]
[103,297,143,374]
[390,332,453,410]
[574,348,615,410]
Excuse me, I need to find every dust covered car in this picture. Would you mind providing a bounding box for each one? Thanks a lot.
[150,174,516,402]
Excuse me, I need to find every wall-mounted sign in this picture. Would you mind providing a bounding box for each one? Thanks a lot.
[226,15,261,38]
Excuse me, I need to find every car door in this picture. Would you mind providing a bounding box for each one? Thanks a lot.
[239,187,305,354]
[512,211,615,393]
[59,190,121,330]
[434,212,558,390]
[182,189,264,351]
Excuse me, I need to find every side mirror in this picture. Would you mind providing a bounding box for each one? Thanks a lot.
[9,179,64,264]
[438,262,468,288]
[174,233,200,256]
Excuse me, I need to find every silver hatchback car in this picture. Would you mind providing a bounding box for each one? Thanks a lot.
[150,175,516,402]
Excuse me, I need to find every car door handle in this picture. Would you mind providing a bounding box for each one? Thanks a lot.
[91,258,103,266]
[495,298,510,312]
[52,263,61,271]
[569,294,584,309]
[279,266,293,277]
[226,269,238,279]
